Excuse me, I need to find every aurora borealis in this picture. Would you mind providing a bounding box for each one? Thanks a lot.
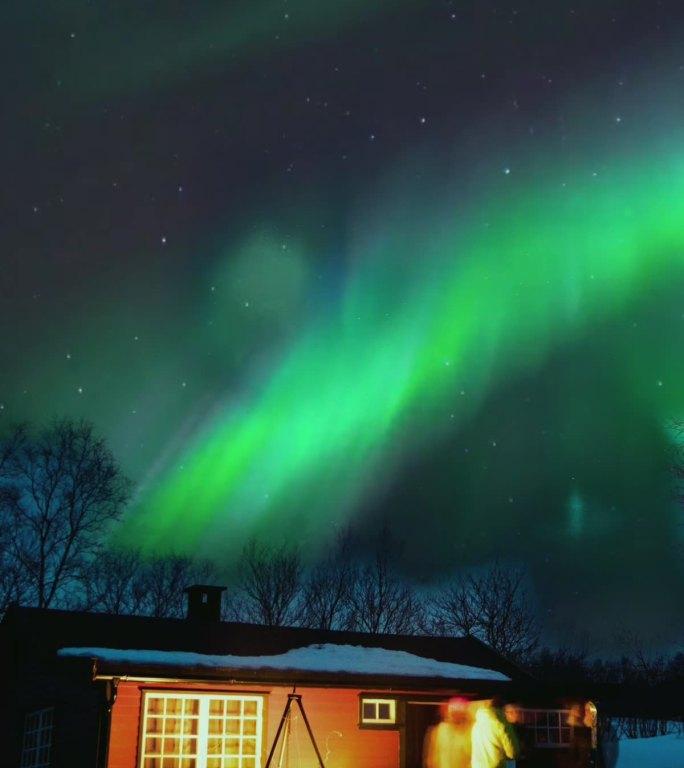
[3,0,684,644]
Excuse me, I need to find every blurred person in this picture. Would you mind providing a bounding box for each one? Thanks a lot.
[423,697,472,768]
[471,697,519,768]
[567,703,592,768]
[597,717,619,768]
[502,703,533,765]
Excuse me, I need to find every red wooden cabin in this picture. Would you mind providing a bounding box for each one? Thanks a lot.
[0,585,587,768]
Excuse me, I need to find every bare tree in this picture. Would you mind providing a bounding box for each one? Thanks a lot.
[429,575,480,638]
[232,540,302,626]
[529,645,591,683]
[79,547,149,615]
[298,536,356,630]
[82,548,218,617]
[0,540,25,616]
[429,560,539,662]
[138,553,218,618]
[0,420,130,609]
[0,426,30,612]
[613,628,669,686]
[346,540,425,635]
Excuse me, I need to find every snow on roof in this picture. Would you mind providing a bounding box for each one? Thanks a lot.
[58,643,510,681]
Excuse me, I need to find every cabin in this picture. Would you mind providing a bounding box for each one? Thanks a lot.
[0,586,594,768]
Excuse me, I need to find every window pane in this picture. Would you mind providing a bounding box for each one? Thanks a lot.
[148,718,163,735]
[362,703,375,720]
[226,720,241,735]
[243,740,256,756]
[210,700,224,716]
[208,738,223,755]
[243,701,257,716]
[209,718,222,735]
[183,719,199,735]
[184,700,200,716]
[165,718,181,735]
[377,703,390,720]
[182,738,198,755]
[226,701,241,716]
[242,720,256,736]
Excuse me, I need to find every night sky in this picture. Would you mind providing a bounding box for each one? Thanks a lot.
[3,0,684,647]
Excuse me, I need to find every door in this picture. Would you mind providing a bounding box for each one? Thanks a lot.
[402,703,441,768]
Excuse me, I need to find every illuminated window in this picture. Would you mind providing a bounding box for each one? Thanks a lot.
[520,709,571,748]
[140,693,263,768]
[20,707,54,768]
[360,698,396,725]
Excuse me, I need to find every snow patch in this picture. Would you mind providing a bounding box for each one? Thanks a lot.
[617,732,684,768]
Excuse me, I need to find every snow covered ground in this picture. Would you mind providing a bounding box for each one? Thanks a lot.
[617,732,684,768]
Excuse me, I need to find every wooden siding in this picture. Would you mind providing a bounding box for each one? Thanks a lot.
[109,681,402,768]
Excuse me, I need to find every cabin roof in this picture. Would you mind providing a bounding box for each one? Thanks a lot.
[1,604,528,688]
[58,642,511,686]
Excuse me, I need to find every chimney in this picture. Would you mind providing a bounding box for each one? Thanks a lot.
[184,584,226,622]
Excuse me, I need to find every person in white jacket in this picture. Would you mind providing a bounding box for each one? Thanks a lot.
[470,699,519,768]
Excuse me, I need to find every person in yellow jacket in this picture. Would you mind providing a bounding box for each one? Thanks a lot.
[470,698,519,768]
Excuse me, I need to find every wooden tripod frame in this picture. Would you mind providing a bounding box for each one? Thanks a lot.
[264,690,326,768]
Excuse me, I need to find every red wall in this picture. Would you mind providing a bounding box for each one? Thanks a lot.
[109,681,143,768]
[108,681,401,768]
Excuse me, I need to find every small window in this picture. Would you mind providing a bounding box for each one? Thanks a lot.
[20,707,54,768]
[360,698,396,725]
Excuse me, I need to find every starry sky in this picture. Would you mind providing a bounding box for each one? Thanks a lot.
[3,0,684,646]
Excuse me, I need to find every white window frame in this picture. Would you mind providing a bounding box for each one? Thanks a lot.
[519,708,571,748]
[20,707,54,768]
[140,692,264,768]
[360,697,396,725]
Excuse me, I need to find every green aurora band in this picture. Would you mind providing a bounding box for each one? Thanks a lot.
[120,121,684,557]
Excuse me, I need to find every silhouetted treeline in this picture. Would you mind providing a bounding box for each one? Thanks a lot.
[530,643,684,687]
[3,418,684,704]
